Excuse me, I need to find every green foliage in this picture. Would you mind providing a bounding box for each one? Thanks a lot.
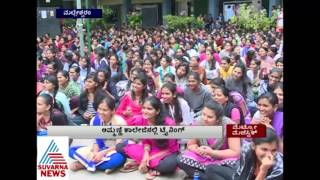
[91,6,114,29]
[190,15,205,29]
[230,4,276,32]
[163,15,204,31]
[127,12,142,28]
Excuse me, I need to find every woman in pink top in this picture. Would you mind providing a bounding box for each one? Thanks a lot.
[257,47,274,76]
[116,96,179,179]
[115,73,149,125]
[206,46,221,65]
[198,44,207,62]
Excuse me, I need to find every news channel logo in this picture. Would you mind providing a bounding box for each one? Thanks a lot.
[37,136,69,180]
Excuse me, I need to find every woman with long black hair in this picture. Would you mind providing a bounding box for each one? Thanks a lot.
[116,96,179,179]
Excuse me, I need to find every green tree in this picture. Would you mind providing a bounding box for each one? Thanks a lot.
[230,4,276,32]
[127,12,142,28]
[164,15,204,32]
[91,6,114,29]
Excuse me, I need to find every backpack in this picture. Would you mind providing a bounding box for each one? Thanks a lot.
[229,91,251,124]
[224,101,245,124]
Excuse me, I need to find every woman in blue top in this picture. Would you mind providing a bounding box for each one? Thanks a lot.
[40,75,72,119]
[69,96,128,173]
[156,56,175,86]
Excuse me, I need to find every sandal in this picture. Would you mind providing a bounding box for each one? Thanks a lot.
[145,170,160,180]
[105,168,118,174]
[119,161,138,173]
[70,161,85,171]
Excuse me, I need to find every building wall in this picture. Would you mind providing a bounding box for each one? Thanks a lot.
[37,7,61,37]
[132,0,163,3]
[194,0,208,17]
[99,0,162,5]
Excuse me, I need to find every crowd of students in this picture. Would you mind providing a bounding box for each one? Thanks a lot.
[36,16,283,179]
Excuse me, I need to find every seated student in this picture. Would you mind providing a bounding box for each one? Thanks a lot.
[225,63,256,115]
[177,100,240,180]
[40,75,72,119]
[71,73,107,125]
[143,58,160,94]
[258,68,282,97]
[209,77,252,124]
[273,83,283,112]
[275,58,283,71]
[231,127,283,180]
[95,69,119,104]
[116,96,179,179]
[69,66,84,92]
[44,61,59,80]
[109,54,126,81]
[213,86,242,124]
[116,72,150,124]
[251,92,283,136]
[251,92,283,153]
[219,56,234,80]
[160,82,193,151]
[37,56,46,82]
[183,72,212,119]
[57,70,81,100]
[200,50,220,81]
[69,96,127,173]
[117,67,145,98]
[79,55,96,91]
[37,93,68,136]
[246,59,262,101]
[206,77,226,95]
[133,60,144,70]
[155,56,176,85]
[189,56,207,85]
[275,58,283,82]
[156,73,184,98]
[160,82,193,125]
[175,63,190,90]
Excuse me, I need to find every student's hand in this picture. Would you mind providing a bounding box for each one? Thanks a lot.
[37,114,45,130]
[91,151,104,163]
[251,118,260,124]
[260,116,272,125]
[260,152,275,172]
[199,146,214,158]
[103,81,108,90]
[260,116,275,129]
[92,144,100,154]
[83,112,92,120]
[138,160,149,174]
[146,69,154,78]
[123,107,132,117]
